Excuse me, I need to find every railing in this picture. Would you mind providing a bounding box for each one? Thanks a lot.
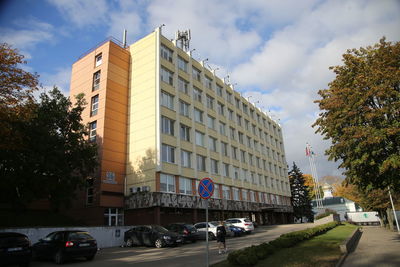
[75,36,126,62]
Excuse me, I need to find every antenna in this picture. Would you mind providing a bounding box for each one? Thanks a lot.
[224,75,230,84]
[122,29,127,48]
[175,30,191,52]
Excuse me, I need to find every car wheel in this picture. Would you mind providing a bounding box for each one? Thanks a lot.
[126,238,134,247]
[155,238,164,248]
[86,254,95,261]
[208,232,215,240]
[54,250,64,265]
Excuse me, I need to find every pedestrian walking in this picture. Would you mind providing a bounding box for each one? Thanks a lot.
[216,221,227,254]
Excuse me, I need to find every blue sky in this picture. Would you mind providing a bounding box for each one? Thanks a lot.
[1,0,399,179]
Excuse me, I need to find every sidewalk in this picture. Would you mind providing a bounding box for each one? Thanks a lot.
[342,226,400,267]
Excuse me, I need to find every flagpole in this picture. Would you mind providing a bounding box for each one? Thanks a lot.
[306,143,324,210]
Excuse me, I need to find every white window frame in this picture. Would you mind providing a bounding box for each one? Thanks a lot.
[180,124,190,142]
[179,100,190,117]
[178,56,188,72]
[195,131,205,147]
[161,44,173,62]
[179,177,192,195]
[161,91,174,109]
[90,94,99,116]
[161,116,174,136]
[160,173,175,193]
[178,77,189,94]
[161,67,174,85]
[181,150,192,168]
[196,154,206,171]
[161,144,175,163]
[194,108,203,123]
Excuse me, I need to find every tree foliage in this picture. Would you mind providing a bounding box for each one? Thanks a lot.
[0,44,98,210]
[289,163,314,222]
[0,43,39,149]
[313,38,400,190]
[303,174,323,200]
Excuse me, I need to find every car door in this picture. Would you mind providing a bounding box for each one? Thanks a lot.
[195,223,206,232]
[141,226,153,246]
[35,232,63,258]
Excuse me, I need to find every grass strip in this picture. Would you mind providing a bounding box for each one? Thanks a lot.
[255,223,357,267]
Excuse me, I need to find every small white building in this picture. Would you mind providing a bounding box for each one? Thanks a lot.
[312,183,362,221]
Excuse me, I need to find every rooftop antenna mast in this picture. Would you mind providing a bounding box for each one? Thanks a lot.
[175,30,191,52]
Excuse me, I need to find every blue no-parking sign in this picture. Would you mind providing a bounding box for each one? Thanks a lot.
[198,177,214,199]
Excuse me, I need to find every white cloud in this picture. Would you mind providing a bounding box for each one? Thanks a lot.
[40,66,72,95]
[231,0,400,176]
[47,0,109,28]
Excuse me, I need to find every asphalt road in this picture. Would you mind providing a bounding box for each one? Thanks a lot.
[31,223,314,267]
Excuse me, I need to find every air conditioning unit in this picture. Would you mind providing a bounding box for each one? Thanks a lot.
[129,186,139,194]
[141,186,150,192]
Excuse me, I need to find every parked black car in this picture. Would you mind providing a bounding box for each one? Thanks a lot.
[165,223,198,243]
[0,232,31,267]
[124,225,182,248]
[32,231,97,264]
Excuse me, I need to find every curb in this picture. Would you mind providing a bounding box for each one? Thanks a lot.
[335,227,362,267]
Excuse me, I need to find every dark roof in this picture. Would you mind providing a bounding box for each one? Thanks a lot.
[311,197,347,207]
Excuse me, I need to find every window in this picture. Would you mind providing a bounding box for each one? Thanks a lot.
[217,102,224,115]
[160,173,175,193]
[241,150,246,162]
[245,120,249,130]
[219,121,226,135]
[178,56,188,72]
[216,84,223,97]
[206,95,214,109]
[250,109,254,119]
[161,44,173,62]
[161,144,175,163]
[251,172,255,183]
[207,115,216,130]
[193,87,202,102]
[192,67,201,81]
[194,108,203,123]
[236,114,242,126]
[92,70,100,91]
[221,142,228,156]
[234,167,239,179]
[256,157,261,168]
[243,104,248,114]
[249,153,253,165]
[195,131,205,146]
[179,100,190,117]
[213,184,220,199]
[250,191,255,202]
[209,136,217,151]
[233,188,239,200]
[222,186,230,199]
[238,132,244,144]
[161,116,174,135]
[181,150,192,168]
[90,94,99,116]
[229,127,236,139]
[205,76,212,89]
[161,91,174,109]
[228,109,234,120]
[178,77,189,94]
[179,177,192,195]
[226,92,232,103]
[242,189,248,201]
[247,136,252,147]
[104,208,124,226]
[196,155,206,171]
[86,178,94,205]
[89,121,97,141]
[223,163,230,177]
[231,146,238,160]
[235,98,240,109]
[161,67,173,85]
[211,159,219,174]
[95,53,102,67]
[180,124,190,141]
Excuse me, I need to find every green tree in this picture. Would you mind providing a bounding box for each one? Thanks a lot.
[313,38,400,191]
[0,43,39,150]
[289,163,314,222]
[0,86,98,210]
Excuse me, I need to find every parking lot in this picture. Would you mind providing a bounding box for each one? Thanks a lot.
[30,223,313,267]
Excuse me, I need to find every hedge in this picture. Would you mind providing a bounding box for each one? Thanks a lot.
[227,221,340,266]
[315,209,338,220]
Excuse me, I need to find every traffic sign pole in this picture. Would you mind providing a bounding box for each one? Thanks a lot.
[206,198,209,267]
[198,178,214,267]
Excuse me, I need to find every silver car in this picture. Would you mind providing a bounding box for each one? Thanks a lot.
[225,218,254,233]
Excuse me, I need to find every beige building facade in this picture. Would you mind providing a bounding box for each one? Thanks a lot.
[69,28,293,226]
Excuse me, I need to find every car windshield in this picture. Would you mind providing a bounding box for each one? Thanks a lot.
[209,222,218,227]
[69,232,92,240]
[152,225,169,233]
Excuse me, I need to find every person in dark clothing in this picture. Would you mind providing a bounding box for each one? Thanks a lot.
[216,221,227,254]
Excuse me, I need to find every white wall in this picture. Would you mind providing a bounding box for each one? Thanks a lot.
[0,226,133,248]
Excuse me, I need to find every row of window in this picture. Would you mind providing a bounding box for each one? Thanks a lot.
[161,114,286,166]
[161,90,284,153]
[161,144,288,186]
[160,44,281,136]
[160,173,290,204]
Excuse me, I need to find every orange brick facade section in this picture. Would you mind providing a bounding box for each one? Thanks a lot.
[70,41,130,211]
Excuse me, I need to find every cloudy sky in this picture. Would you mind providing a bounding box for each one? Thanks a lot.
[1,0,399,178]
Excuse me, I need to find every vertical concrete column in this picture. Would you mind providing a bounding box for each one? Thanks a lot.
[175,175,180,194]
[154,206,161,225]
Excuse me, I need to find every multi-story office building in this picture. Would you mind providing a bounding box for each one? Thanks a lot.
[69,28,293,226]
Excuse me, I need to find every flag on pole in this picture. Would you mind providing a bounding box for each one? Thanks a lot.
[306,146,310,156]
